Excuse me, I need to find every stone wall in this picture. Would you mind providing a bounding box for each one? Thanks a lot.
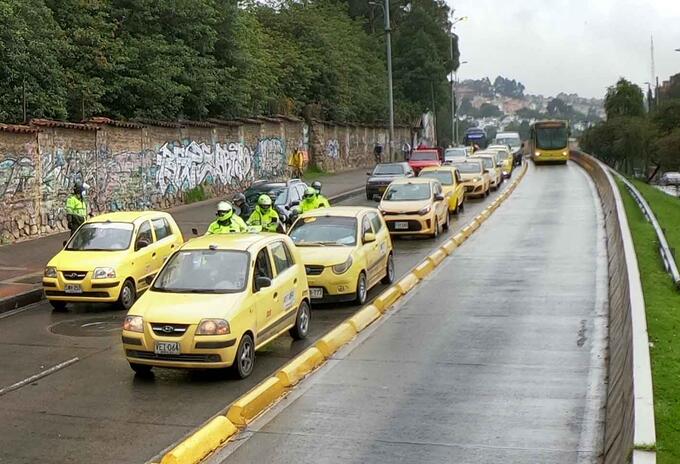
[309,120,412,172]
[0,117,403,243]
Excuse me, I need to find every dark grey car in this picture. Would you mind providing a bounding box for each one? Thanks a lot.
[365,162,415,201]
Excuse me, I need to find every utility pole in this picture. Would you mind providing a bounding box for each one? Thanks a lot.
[450,36,456,146]
[385,0,395,161]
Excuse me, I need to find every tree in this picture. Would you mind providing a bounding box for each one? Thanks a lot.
[478,103,502,118]
[604,78,644,119]
[0,0,68,122]
[484,125,497,140]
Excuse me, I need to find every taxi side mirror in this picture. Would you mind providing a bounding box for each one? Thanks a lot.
[434,193,445,202]
[483,169,489,174]
[62,240,67,247]
[363,232,376,243]
[191,228,199,236]
[254,276,272,292]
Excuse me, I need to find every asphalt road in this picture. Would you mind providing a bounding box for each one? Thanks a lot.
[211,161,607,464]
[0,170,515,464]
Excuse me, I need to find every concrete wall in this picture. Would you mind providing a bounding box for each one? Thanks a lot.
[0,117,402,243]
[309,121,412,172]
[571,151,648,464]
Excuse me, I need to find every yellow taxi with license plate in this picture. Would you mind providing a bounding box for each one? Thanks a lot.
[418,165,466,215]
[450,160,490,198]
[487,144,514,178]
[122,234,311,378]
[379,178,450,238]
[43,212,183,312]
[471,152,503,190]
[288,207,394,305]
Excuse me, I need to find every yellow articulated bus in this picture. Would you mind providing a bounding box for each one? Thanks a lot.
[529,120,570,164]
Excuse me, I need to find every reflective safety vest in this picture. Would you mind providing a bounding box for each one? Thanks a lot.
[299,195,329,213]
[206,215,248,234]
[65,195,87,218]
[247,206,279,232]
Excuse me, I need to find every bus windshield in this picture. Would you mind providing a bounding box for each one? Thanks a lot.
[536,126,568,150]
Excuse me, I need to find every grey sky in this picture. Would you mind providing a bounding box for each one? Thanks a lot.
[449,0,680,98]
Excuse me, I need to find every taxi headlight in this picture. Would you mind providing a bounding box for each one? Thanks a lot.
[123,316,144,333]
[93,267,116,279]
[44,266,57,278]
[332,256,353,275]
[196,319,230,335]
[417,206,431,215]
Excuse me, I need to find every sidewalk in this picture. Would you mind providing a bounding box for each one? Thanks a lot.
[0,168,367,313]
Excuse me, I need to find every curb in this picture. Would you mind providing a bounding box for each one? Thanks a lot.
[0,186,365,316]
[154,162,529,464]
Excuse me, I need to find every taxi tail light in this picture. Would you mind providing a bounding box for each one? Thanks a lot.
[196,319,230,335]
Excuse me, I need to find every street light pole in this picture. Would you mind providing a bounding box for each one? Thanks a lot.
[449,16,467,146]
[385,0,395,161]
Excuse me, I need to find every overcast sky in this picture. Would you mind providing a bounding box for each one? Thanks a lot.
[449,0,680,98]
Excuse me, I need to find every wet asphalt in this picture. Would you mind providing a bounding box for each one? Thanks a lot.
[210,161,608,464]
[0,170,515,464]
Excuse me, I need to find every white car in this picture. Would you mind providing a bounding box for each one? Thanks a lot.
[471,151,502,190]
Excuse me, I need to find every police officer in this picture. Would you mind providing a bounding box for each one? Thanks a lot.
[66,183,88,236]
[299,186,327,213]
[311,181,330,208]
[206,201,247,234]
[247,194,280,232]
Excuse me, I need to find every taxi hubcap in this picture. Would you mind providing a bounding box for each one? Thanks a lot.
[359,276,366,301]
[121,285,133,307]
[388,257,394,279]
[240,339,253,373]
[299,306,309,334]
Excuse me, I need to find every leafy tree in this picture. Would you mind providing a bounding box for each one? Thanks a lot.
[484,125,497,140]
[493,76,524,98]
[604,78,644,119]
[0,0,68,122]
[478,103,502,118]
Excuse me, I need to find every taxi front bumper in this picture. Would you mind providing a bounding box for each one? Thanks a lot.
[383,212,436,235]
[43,275,122,303]
[123,325,239,369]
[462,180,486,197]
[306,265,359,302]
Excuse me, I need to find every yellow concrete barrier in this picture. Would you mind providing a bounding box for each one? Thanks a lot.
[373,285,402,313]
[441,239,457,255]
[226,377,285,427]
[413,259,435,279]
[276,347,326,387]
[452,232,466,245]
[348,304,382,332]
[461,225,473,237]
[160,416,237,464]
[315,322,357,357]
[428,248,447,266]
[396,273,420,294]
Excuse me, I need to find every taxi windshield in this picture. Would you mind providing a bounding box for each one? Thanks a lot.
[152,250,249,293]
[453,163,482,174]
[289,216,357,246]
[66,222,134,251]
[384,183,431,201]
[476,157,495,169]
[420,171,453,185]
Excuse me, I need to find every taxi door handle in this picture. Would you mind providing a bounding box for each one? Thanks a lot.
[273,292,278,299]
[171,244,176,249]
[293,278,298,285]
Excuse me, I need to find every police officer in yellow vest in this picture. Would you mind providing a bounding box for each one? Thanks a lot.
[311,180,330,208]
[206,201,248,234]
[247,194,280,232]
[66,183,88,236]
[299,186,330,213]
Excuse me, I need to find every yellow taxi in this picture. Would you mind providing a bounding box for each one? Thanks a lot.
[43,212,183,312]
[288,206,394,305]
[487,144,514,178]
[450,159,491,198]
[122,233,310,378]
[418,165,466,214]
[471,151,503,190]
[379,178,450,238]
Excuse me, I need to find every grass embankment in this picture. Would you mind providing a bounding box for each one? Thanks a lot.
[617,178,680,461]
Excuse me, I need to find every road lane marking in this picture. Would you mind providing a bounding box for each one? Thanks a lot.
[0,357,80,397]
[0,301,42,320]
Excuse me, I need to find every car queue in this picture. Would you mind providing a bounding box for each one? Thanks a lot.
[42,145,513,380]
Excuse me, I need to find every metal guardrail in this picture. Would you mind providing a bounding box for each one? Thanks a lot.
[614,171,680,289]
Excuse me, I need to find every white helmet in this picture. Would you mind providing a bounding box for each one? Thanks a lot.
[217,201,233,213]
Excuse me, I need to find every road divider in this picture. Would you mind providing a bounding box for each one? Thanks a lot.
[154,161,528,464]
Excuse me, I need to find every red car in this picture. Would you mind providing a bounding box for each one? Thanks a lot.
[408,148,442,174]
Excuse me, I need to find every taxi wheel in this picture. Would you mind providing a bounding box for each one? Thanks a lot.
[443,212,450,231]
[129,363,152,376]
[289,300,311,340]
[233,333,255,379]
[432,219,440,239]
[381,253,395,284]
[50,300,68,312]
[459,200,465,213]
[354,272,368,305]
[485,188,490,197]
[116,280,136,311]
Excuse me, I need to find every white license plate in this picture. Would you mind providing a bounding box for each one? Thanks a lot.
[394,221,409,230]
[64,284,82,294]
[155,342,180,355]
[310,288,324,299]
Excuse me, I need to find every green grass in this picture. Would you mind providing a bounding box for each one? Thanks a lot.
[184,185,207,204]
[303,164,330,181]
[617,178,680,462]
